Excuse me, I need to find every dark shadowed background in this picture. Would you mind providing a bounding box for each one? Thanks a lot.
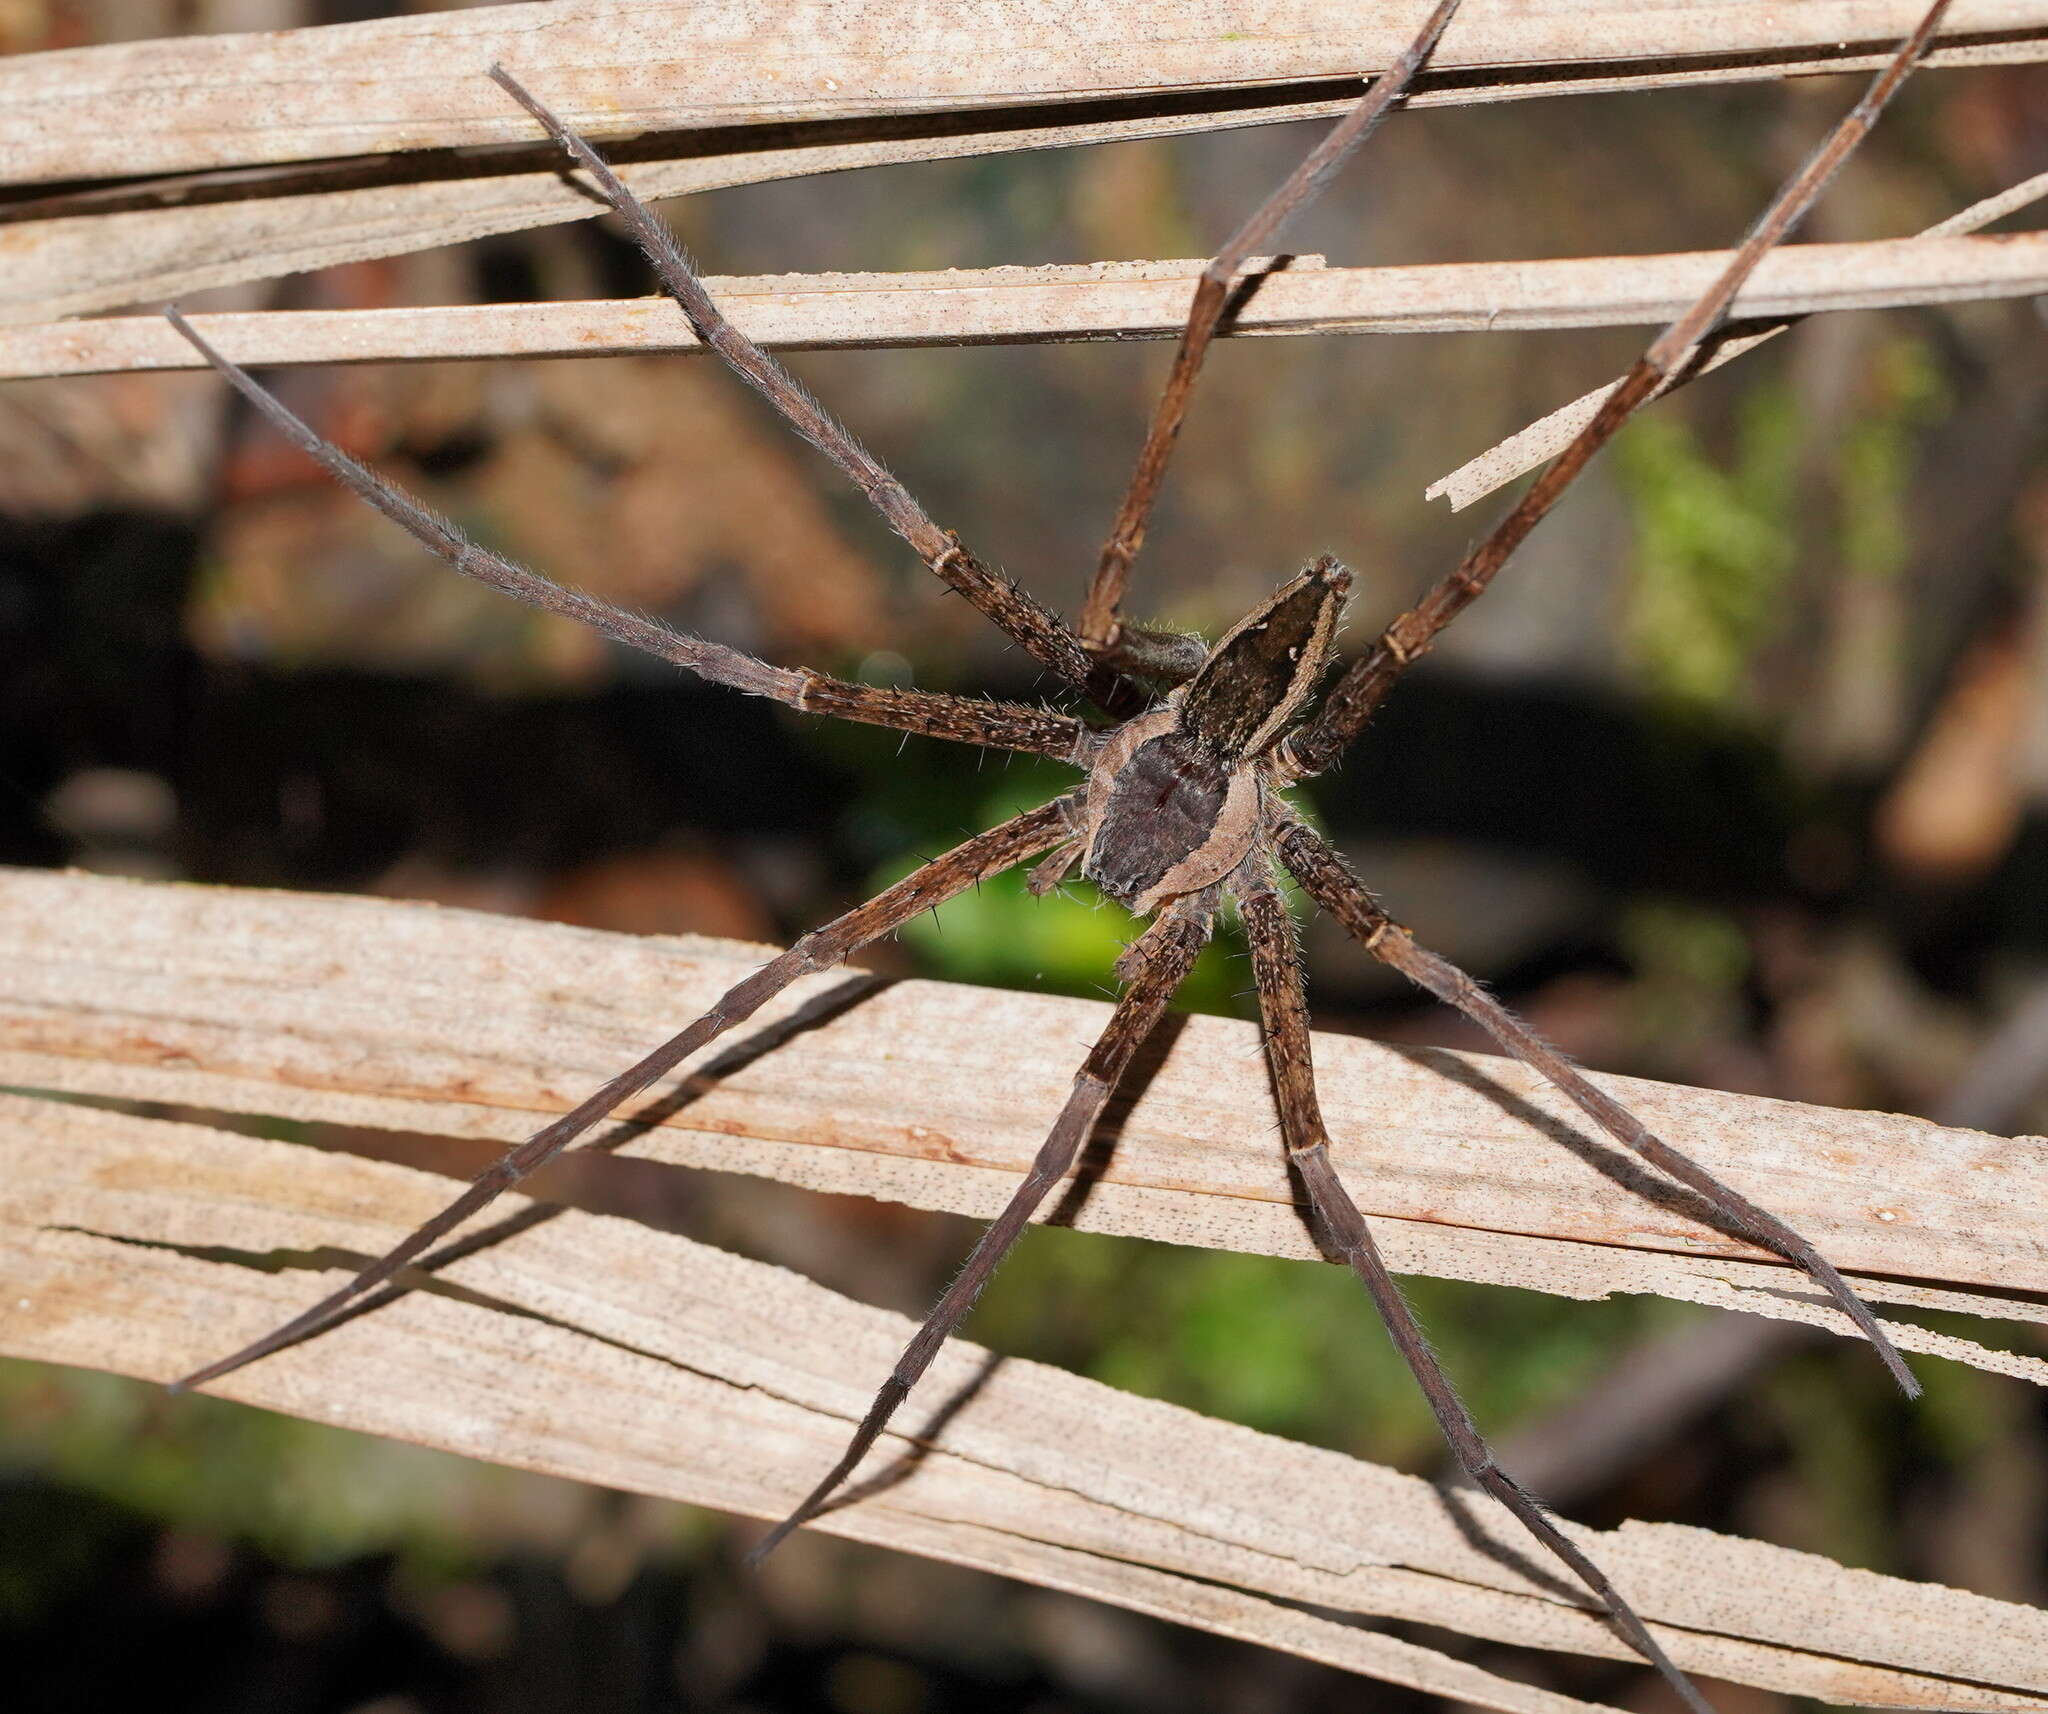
[3,2,2047,1711]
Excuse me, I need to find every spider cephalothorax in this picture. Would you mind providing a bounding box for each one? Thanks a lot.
[1080,558,1347,912]
[159,4,1957,1706]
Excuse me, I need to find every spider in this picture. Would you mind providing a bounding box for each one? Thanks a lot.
[157,2,1953,1705]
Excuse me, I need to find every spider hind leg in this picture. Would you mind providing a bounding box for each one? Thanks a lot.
[1234,855,1716,1714]
[751,889,1217,1561]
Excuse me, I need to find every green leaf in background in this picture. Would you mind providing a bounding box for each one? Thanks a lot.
[970,1227,1710,1470]
[1839,336,1946,587]
[1616,378,1801,718]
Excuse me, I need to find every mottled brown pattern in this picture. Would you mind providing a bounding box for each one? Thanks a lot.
[1178,555,1348,758]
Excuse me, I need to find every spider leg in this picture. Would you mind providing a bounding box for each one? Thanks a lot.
[1232,857,1711,1713]
[1273,818,1918,1398]
[489,68,1098,697]
[1077,0,1464,654]
[166,310,1088,763]
[1025,840,1083,896]
[172,796,1078,1394]
[1279,0,1953,780]
[1429,171,2048,514]
[749,887,1217,1562]
[795,677,1088,760]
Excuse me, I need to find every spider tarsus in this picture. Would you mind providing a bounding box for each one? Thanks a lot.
[1465,1459,1714,1714]
[748,1370,916,1567]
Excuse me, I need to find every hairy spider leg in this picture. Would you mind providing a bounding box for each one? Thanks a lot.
[1078,0,1465,660]
[488,68,1109,703]
[749,889,1218,1562]
[1274,819,1918,1395]
[1236,856,1714,1714]
[164,310,1088,763]
[1279,0,1955,781]
[173,798,1076,1392]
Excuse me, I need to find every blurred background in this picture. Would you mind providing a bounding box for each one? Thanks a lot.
[3,2,2046,1710]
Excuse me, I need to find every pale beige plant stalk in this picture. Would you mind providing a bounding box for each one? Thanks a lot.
[1426,171,2048,511]
[5,872,2048,1708]
[3,0,2047,320]
[2,235,2044,379]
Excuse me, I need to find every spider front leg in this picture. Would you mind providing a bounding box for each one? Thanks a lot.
[750,887,1218,1561]
[1273,819,1918,1398]
[174,796,1078,1394]
[1278,0,1953,779]
[1232,857,1712,1713]
[1078,0,1464,661]
[165,310,1088,763]
[489,69,1101,700]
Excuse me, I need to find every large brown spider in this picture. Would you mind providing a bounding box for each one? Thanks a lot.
[162,3,1953,1705]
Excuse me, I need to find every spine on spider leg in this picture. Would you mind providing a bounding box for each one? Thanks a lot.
[926,538,1098,692]
[793,674,1089,761]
